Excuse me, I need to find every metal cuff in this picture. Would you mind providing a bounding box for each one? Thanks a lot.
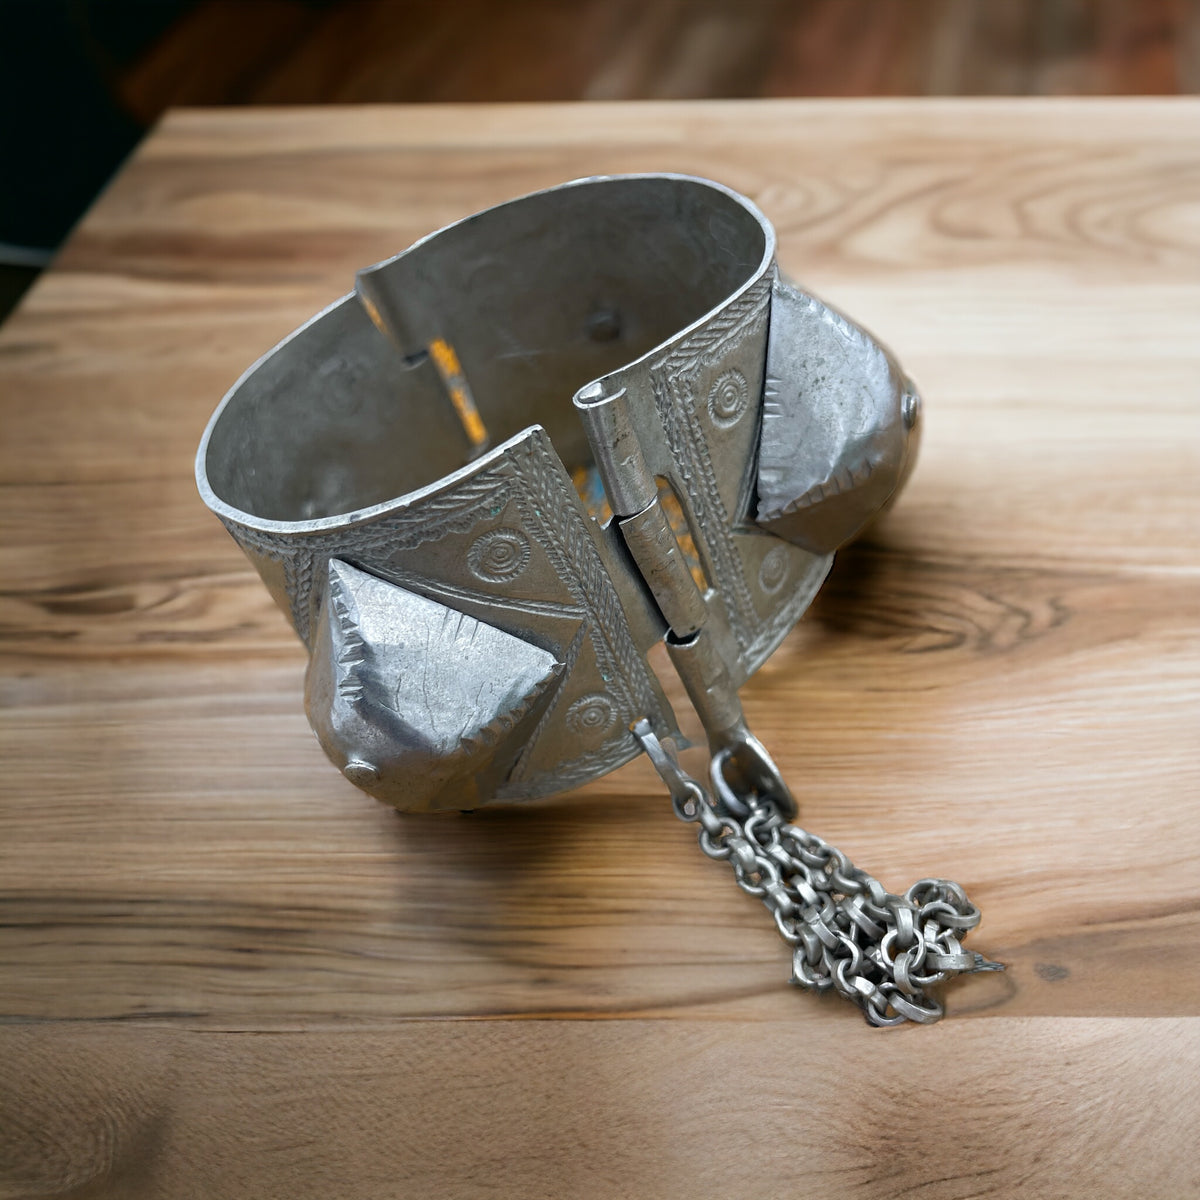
[196,174,920,812]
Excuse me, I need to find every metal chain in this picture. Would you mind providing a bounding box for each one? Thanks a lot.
[634,720,1003,1026]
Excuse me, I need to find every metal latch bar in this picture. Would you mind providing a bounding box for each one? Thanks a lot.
[576,379,796,818]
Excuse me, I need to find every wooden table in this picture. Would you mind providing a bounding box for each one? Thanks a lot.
[2,100,1198,1198]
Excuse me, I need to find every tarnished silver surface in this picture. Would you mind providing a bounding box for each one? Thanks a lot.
[197,174,881,810]
[197,173,995,1023]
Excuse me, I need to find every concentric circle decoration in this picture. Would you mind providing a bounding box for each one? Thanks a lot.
[565,693,618,740]
[467,527,531,583]
[758,544,790,595]
[706,368,749,428]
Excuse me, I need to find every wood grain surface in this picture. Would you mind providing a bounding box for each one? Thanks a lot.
[117,0,1200,115]
[2,99,1199,1197]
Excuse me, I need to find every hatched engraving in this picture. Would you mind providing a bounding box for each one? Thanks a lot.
[650,276,770,659]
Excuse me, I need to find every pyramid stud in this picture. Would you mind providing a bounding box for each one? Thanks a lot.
[306,559,564,811]
[756,279,921,555]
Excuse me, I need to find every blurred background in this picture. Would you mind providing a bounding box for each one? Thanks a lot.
[2,0,1198,321]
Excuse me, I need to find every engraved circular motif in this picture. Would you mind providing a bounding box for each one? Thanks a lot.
[758,545,790,595]
[706,368,749,428]
[468,528,531,582]
[565,694,618,740]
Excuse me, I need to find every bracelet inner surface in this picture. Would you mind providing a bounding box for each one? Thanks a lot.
[200,176,769,528]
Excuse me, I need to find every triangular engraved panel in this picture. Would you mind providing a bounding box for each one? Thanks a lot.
[306,559,564,812]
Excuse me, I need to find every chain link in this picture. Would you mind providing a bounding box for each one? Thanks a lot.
[634,720,1003,1026]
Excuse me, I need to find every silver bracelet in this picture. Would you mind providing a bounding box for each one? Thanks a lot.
[197,174,1000,1024]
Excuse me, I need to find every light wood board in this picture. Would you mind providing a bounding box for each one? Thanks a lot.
[1,99,1198,1198]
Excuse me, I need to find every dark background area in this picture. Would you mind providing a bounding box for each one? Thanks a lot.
[3,0,1198,320]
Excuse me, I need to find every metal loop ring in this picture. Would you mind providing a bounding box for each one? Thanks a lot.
[669,779,708,824]
[710,734,797,822]
[879,926,928,973]
[906,878,969,910]
[881,986,944,1026]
